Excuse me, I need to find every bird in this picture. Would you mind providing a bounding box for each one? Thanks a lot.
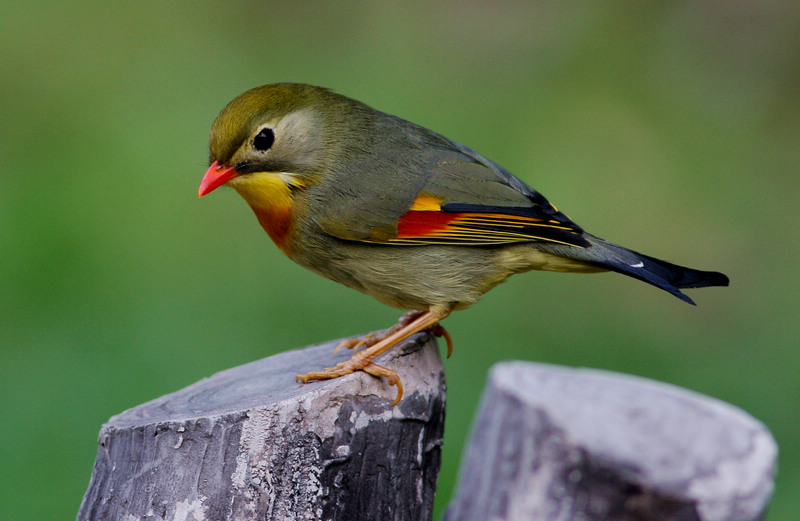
[198,83,729,405]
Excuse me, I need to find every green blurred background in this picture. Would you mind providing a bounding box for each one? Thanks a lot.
[2,2,798,519]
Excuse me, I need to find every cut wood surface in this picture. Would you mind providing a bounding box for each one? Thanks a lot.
[444,362,777,521]
[77,333,446,521]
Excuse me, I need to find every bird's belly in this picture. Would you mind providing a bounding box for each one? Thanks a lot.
[293,241,516,311]
[289,235,606,312]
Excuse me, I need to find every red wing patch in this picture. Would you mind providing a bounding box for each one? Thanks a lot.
[391,210,586,247]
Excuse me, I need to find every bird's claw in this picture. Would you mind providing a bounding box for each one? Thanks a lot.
[299,310,448,406]
[332,336,371,356]
[296,357,404,405]
[428,323,453,358]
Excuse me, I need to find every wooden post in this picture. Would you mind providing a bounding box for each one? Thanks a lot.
[444,362,777,521]
[77,333,446,521]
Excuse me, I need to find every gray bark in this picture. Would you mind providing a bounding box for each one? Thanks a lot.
[444,362,776,521]
[77,333,446,521]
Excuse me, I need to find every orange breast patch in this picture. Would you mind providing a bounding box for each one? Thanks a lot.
[253,205,294,253]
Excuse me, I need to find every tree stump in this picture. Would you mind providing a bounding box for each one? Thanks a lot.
[77,333,446,521]
[444,362,777,521]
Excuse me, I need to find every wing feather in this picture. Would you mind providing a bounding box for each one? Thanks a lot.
[389,204,588,247]
[317,115,587,248]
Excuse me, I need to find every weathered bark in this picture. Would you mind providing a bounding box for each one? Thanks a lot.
[444,362,776,521]
[78,333,446,521]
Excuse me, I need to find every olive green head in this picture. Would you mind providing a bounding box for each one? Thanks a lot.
[208,83,359,176]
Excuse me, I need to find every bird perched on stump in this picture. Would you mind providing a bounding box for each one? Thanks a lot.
[198,83,729,405]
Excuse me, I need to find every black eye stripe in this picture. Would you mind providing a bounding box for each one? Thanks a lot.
[253,128,275,151]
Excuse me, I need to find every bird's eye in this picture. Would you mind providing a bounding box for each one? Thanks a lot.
[253,128,275,151]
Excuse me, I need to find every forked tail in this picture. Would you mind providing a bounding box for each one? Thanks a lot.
[586,235,729,304]
[538,234,730,305]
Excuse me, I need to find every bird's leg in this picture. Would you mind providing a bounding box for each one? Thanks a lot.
[332,310,454,357]
[297,310,450,405]
[332,310,425,355]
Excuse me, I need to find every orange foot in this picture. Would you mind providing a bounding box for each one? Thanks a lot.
[296,310,451,405]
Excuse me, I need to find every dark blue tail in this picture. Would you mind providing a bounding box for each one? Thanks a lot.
[584,236,729,305]
[536,234,730,304]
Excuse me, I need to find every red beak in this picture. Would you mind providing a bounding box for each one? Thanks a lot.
[198,160,240,197]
